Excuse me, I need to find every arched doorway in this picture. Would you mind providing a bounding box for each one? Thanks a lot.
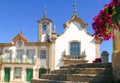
[39,68,46,78]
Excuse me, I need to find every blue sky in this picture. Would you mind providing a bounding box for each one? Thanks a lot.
[0,0,112,61]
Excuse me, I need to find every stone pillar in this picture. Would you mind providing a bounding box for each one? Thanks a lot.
[1,64,5,82]
[50,31,57,71]
[38,23,42,42]
[101,51,109,63]
[0,64,1,81]
[112,28,120,80]
[46,45,50,73]
[33,67,36,79]
[36,46,40,79]
[33,66,39,79]
[10,67,14,81]
[22,67,26,81]
[95,38,103,58]
[23,55,26,63]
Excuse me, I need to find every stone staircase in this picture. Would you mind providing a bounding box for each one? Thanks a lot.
[32,63,114,83]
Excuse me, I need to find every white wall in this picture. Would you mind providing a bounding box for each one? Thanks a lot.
[55,21,96,69]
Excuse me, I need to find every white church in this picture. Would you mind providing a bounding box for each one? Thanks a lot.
[0,5,103,83]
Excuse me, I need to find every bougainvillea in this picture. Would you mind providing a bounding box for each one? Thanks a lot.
[92,0,120,40]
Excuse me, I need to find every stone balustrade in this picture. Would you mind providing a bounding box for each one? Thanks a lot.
[0,57,36,64]
[63,55,88,65]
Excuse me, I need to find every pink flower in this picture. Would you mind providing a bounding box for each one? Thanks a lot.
[104,4,111,7]
[99,10,104,14]
[92,0,120,40]
[107,19,113,24]
[105,12,111,20]
[117,0,120,6]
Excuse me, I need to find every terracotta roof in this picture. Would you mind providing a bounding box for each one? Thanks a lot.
[0,44,4,48]
[12,33,28,43]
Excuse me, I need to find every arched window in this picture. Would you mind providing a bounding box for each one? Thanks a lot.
[42,23,47,33]
[70,42,80,57]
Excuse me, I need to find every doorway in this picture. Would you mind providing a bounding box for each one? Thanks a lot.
[26,69,33,82]
[39,68,46,78]
[4,68,10,82]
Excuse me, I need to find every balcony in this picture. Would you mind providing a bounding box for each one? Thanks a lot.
[63,54,88,65]
[0,58,36,64]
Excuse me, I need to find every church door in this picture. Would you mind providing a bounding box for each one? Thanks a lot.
[4,68,10,82]
[26,69,33,82]
[39,68,46,78]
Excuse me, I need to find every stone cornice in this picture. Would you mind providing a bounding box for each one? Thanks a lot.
[0,43,12,47]
[0,42,51,47]
[25,42,51,46]
[38,17,52,23]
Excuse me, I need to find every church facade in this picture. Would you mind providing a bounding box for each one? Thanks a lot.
[0,7,102,83]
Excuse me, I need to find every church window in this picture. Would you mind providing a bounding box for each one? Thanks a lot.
[42,23,47,33]
[40,50,46,58]
[70,42,80,57]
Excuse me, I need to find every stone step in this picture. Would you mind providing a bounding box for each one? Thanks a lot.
[60,63,112,69]
[31,79,72,83]
[40,74,113,82]
[52,68,112,75]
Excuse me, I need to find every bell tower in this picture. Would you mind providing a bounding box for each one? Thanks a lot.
[38,6,52,42]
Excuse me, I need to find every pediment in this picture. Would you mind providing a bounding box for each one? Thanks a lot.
[12,34,28,44]
[64,13,88,29]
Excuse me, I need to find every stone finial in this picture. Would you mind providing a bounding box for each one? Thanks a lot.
[101,51,109,63]
[11,42,14,46]
[20,29,23,34]
[83,49,86,55]
[53,25,56,33]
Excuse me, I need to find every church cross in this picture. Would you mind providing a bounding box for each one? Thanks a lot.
[72,3,77,13]
[44,5,47,18]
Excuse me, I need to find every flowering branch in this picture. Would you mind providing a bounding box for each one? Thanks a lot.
[92,0,120,40]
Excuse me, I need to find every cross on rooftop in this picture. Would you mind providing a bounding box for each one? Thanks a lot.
[72,3,77,13]
[44,5,47,18]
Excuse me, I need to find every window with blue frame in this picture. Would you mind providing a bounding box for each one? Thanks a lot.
[40,50,46,59]
[70,42,80,57]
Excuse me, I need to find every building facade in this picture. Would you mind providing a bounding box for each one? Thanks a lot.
[0,9,102,83]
